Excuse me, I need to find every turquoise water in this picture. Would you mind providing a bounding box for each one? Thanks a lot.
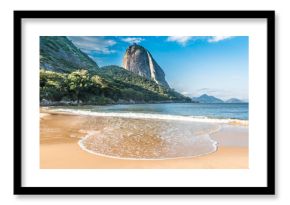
[55,103,248,120]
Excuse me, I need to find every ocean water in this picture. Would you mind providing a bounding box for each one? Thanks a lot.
[53,103,248,121]
[47,103,248,159]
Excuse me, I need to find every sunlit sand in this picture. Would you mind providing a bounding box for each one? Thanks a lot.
[40,109,248,169]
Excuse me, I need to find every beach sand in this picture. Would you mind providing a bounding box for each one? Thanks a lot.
[40,110,248,169]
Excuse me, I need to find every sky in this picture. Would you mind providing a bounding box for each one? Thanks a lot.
[68,36,248,101]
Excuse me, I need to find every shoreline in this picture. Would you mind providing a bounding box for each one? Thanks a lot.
[41,102,249,106]
[40,110,248,169]
[77,136,219,161]
[40,100,197,107]
[41,107,249,126]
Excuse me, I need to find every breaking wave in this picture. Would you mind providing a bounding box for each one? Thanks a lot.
[51,108,248,126]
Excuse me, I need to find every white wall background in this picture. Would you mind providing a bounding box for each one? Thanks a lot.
[0,0,286,204]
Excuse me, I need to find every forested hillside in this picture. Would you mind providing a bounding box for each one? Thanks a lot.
[40,36,191,105]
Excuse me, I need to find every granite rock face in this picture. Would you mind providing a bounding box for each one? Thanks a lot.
[123,44,169,88]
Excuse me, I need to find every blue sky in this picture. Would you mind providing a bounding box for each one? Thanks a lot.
[68,36,248,100]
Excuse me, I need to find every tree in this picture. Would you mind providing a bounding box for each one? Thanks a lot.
[67,69,90,104]
[40,69,67,101]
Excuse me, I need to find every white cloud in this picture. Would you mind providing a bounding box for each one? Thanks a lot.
[167,36,234,46]
[121,37,144,44]
[68,36,116,54]
[167,36,192,46]
[208,36,232,43]
[181,91,190,96]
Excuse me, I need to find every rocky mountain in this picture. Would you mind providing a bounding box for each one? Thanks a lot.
[192,94,224,103]
[225,98,245,103]
[40,36,99,73]
[39,37,190,105]
[192,94,246,103]
[123,44,170,88]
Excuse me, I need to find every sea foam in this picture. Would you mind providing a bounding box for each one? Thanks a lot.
[51,108,248,126]
[77,117,220,160]
[47,108,247,159]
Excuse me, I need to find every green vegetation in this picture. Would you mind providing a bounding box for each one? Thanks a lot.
[40,67,191,105]
[40,69,67,101]
[40,36,99,73]
[99,65,189,102]
[39,36,191,105]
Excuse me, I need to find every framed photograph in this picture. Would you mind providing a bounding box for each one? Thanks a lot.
[14,10,275,195]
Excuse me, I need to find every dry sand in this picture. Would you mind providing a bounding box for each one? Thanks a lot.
[40,110,248,169]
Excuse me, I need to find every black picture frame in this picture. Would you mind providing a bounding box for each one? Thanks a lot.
[14,10,275,195]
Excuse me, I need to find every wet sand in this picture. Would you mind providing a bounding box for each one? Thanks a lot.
[40,110,248,169]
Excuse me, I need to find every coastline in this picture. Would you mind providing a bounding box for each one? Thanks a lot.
[40,109,248,169]
[40,100,195,107]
